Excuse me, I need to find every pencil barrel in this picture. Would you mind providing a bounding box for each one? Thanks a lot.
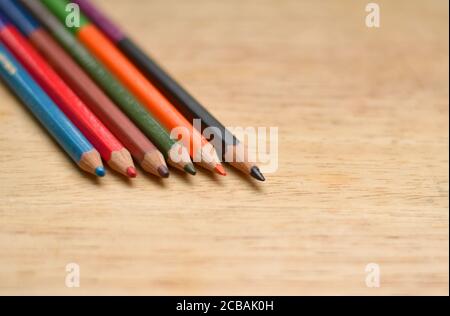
[21,0,175,156]
[117,38,239,148]
[73,0,238,147]
[29,30,162,164]
[0,43,94,166]
[70,40,174,154]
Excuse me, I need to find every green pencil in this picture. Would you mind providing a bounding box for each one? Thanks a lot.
[19,0,196,175]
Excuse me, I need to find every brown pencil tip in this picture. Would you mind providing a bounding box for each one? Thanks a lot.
[158,166,170,178]
[250,166,265,181]
[214,164,227,176]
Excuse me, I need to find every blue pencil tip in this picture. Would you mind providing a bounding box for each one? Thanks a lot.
[95,166,106,177]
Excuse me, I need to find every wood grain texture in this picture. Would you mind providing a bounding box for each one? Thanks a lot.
[0,0,448,295]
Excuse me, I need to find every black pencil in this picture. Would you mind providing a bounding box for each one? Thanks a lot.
[73,0,265,182]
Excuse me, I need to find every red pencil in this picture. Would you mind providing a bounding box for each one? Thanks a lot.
[0,21,137,178]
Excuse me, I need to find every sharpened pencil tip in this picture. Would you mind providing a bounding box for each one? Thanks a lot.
[95,166,106,177]
[126,167,137,178]
[184,163,197,176]
[214,164,227,176]
[250,166,265,181]
[158,166,170,178]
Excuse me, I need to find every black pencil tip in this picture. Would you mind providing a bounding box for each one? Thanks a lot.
[158,166,170,178]
[250,166,265,182]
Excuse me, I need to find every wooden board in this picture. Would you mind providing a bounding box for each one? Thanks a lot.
[0,0,448,295]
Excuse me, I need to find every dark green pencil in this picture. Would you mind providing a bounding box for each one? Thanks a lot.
[19,0,196,175]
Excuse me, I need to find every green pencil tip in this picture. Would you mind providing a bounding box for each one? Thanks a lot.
[184,164,197,176]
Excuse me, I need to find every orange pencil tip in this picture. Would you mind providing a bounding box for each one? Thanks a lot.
[214,164,227,176]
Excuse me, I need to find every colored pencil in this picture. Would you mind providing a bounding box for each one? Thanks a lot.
[0,42,104,177]
[73,0,265,182]
[0,4,136,179]
[20,0,196,176]
[6,1,168,178]
[41,0,225,176]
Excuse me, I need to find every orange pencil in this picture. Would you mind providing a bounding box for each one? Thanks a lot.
[42,0,225,176]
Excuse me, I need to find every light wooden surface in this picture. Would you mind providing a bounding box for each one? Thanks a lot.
[0,0,448,295]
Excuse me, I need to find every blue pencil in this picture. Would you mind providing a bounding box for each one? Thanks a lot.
[0,42,105,177]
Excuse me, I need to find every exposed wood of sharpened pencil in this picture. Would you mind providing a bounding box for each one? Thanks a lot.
[20,0,195,176]
[225,143,265,181]
[78,149,105,176]
[73,0,265,181]
[141,150,170,178]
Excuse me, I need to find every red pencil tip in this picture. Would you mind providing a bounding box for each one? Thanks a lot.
[126,167,137,178]
[214,164,227,176]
